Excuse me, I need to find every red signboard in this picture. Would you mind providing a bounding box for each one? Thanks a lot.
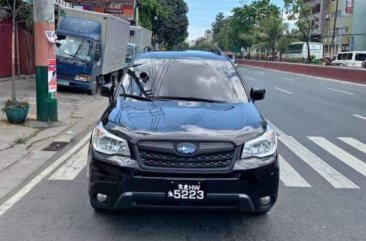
[346,0,353,14]
[65,0,135,21]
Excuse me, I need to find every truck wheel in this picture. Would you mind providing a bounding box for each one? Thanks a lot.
[87,81,99,95]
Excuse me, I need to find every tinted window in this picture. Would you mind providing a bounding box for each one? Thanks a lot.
[355,53,366,61]
[347,53,353,60]
[120,58,248,103]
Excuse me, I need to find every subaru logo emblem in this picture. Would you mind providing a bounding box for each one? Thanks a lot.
[176,143,197,155]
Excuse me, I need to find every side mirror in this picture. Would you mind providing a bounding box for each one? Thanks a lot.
[250,88,265,102]
[94,53,101,61]
[100,83,113,98]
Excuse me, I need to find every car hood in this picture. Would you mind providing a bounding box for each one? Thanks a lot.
[104,99,265,141]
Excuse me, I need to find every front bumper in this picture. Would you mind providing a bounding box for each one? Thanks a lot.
[88,149,279,212]
[57,78,92,91]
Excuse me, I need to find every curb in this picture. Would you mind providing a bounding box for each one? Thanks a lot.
[238,64,366,88]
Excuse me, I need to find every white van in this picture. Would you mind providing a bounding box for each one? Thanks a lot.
[332,51,366,68]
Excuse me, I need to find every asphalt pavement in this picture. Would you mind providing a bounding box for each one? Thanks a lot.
[0,66,365,241]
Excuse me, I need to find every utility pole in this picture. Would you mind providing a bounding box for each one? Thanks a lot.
[34,0,58,122]
[331,0,339,57]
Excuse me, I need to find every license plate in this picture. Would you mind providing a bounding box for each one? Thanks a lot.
[167,181,205,200]
[58,79,69,86]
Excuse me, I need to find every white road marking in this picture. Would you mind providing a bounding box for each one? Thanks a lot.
[338,137,366,154]
[282,77,295,81]
[328,88,355,95]
[267,120,358,189]
[274,87,293,95]
[353,114,366,121]
[279,136,358,189]
[49,144,88,180]
[309,137,366,177]
[279,155,311,187]
[0,134,90,217]
[246,76,255,81]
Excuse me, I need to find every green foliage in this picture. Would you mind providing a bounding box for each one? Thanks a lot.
[0,0,33,32]
[284,0,313,62]
[211,0,280,52]
[253,15,289,60]
[139,0,167,31]
[154,0,188,49]
[193,38,216,51]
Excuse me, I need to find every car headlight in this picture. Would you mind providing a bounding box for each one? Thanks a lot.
[75,75,91,82]
[92,123,131,156]
[241,126,277,159]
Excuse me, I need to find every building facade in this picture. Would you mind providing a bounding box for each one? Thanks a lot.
[322,0,354,57]
[350,0,366,51]
[305,0,365,57]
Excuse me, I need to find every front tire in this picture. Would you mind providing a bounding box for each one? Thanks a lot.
[87,80,99,95]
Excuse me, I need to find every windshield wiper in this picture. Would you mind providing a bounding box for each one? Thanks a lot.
[153,96,226,103]
[62,53,87,63]
[120,93,153,102]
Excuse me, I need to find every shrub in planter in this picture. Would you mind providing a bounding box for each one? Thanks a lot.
[2,100,30,124]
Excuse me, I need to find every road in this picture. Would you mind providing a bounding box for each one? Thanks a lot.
[0,66,365,241]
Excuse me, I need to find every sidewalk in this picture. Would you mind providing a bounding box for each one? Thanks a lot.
[0,77,108,201]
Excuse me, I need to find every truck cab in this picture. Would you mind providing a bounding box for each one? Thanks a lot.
[56,17,102,95]
[125,43,138,68]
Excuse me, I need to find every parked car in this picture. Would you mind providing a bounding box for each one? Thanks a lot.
[332,51,366,68]
[88,51,279,214]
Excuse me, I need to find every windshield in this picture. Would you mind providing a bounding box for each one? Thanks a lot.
[119,58,248,103]
[56,36,93,62]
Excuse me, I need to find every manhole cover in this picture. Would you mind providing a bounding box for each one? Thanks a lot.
[42,142,69,151]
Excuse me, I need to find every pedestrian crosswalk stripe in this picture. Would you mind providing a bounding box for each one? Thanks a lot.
[309,137,366,178]
[48,144,88,181]
[279,155,311,187]
[338,137,366,154]
[279,136,359,189]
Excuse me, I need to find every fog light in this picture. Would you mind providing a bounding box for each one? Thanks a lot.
[260,196,271,205]
[96,193,108,203]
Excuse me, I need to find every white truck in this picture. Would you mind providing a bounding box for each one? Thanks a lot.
[129,26,153,53]
[56,7,130,94]
[125,26,152,66]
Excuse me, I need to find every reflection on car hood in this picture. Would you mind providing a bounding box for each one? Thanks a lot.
[106,99,265,139]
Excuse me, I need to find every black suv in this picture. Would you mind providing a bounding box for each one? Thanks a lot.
[88,51,279,214]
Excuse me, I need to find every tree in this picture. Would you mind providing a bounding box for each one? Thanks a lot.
[138,0,167,31]
[154,0,188,49]
[0,0,33,103]
[210,0,280,52]
[211,12,225,43]
[284,0,313,62]
[254,15,288,60]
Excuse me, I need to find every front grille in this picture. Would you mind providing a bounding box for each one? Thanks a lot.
[137,142,235,169]
[57,73,74,81]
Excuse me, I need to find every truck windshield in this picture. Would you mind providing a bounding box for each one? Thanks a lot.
[126,45,135,64]
[56,36,93,62]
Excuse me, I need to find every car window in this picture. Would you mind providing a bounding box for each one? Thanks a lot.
[119,58,248,103]
[347,53,353,60]
[355,53,366,61]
